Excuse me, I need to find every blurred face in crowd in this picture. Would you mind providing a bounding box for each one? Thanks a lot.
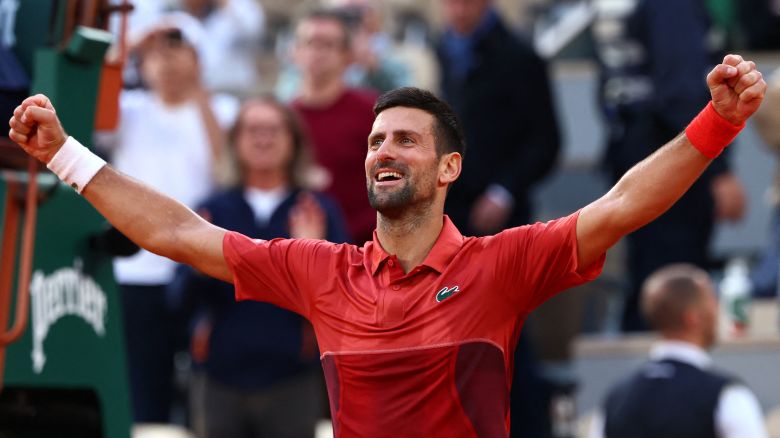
[441,0,491,35]
[235,101,295,178]
[293,17,351,83]
[182,0,212,16]
[366,107,454,216]
[695,278,719,349]
[140,33,199,100]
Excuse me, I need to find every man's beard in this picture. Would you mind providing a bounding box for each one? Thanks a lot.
[367,179,415,216]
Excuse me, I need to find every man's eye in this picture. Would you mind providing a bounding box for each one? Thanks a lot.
[400,137,413,144]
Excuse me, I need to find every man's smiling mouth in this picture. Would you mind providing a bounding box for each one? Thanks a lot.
[376,171,403,182]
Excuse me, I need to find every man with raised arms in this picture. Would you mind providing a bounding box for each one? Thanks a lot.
[7,55,765,437]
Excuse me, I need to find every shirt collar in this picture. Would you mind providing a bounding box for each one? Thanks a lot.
[649,340,712,370]
[368,215,464,276]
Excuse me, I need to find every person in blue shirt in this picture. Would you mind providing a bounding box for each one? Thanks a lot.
[173,97,349,438]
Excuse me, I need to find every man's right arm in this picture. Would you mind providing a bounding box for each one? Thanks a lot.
[82,165,232,282]
[8,94,233,283]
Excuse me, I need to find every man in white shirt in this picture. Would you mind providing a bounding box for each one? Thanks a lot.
[590,264,767,438]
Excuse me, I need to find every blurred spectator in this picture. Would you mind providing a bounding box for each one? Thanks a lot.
[181,0,264,94]
[590,264,766,438]
[437,0,560,236]
[288,9,377,243]
[334,0,412,93]
[592,0,745,332]
[275,3,411,100]
[750,68,780,298]
[174,97,348,438]
[436,1,561,436]
[95,25,238,422]
[111,0,263,94]
[391,9,441,93]
[738,0,780,50]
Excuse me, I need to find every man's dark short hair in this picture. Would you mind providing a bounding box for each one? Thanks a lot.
[373,87,467,158]
[641,264,709,332]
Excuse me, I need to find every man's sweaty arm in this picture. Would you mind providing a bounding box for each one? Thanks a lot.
[8,94,232,283]
[576,54,766,269]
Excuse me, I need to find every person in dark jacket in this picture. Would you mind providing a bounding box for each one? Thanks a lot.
[437,0,560,236]
[591,264,766,438]
[174,97,349,438]
[436,1,562,436]
[592,0,746,332]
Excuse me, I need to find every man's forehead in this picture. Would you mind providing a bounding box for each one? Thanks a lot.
[297,17,344,36]
[371,107,435,135]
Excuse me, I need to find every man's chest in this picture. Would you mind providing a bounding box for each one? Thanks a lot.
[310,262,520,355]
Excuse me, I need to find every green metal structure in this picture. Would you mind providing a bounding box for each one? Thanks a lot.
[1,1,133,436]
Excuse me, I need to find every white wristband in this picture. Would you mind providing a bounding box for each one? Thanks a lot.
[46,136,107,194]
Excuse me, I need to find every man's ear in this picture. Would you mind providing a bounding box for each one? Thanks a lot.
[682,307,701,331]
[439,152,462,186]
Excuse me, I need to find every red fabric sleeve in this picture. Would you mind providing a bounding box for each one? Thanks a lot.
[491,210,605,314]
[222,231,337,318]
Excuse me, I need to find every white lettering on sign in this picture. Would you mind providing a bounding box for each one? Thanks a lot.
[29,259,107,373]
[0,0,19,48]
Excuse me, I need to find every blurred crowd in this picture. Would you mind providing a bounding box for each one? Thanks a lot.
[20,0,780,436]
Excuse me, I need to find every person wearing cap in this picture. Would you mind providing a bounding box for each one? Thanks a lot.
[94,25,239,422]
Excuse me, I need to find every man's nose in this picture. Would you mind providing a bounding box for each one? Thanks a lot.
[375,140,396,161]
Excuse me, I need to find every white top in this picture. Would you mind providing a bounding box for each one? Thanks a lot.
[199,0,264,93]
[243,187,289,225]
[109,0,263,93]
[588,340,767,438]
[97,89,238,285]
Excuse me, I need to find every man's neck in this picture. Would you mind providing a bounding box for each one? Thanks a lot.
[298,76,346,107]
[375,207,444,274]
[661,332,707,350]
[157,90,190,107]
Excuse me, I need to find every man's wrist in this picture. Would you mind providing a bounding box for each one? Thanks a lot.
[685,102,745,159]
[46,136,107,194]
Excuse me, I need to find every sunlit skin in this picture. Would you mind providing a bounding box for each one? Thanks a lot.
[365,107,461,270]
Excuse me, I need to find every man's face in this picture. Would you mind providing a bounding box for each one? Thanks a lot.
[140,35,198,96]
[441,0,490,35]
[365,107,443,216]
[293,18,350,82]
[699,280,719,349]
[235,102,294,175]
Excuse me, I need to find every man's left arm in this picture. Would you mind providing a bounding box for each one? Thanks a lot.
[576,54,766,269]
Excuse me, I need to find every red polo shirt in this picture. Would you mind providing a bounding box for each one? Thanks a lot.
[223,211,604,438]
